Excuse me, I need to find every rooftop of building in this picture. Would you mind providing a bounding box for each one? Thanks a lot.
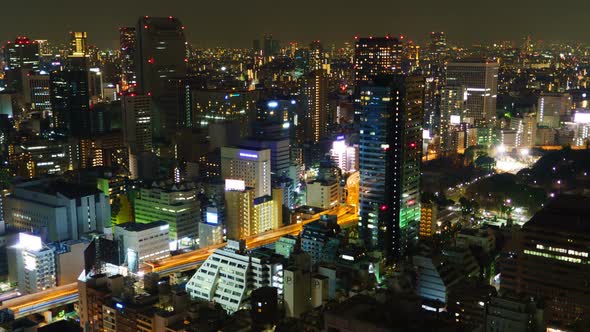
[525,195,590,233]
[18,179,102,198]
[116,221,168,232]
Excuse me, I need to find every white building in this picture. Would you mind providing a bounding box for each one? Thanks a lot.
[221,147,271,199]
[14,233,56,294]
[4,180,110,242]
[330,137,358,173]
[115,221,170,272]
[306,180,340,210]
[185,240,283,314]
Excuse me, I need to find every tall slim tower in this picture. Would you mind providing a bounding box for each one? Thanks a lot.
[135,16,187,136]
[303,69,328,144]
[358,75,424,259]
[446,59,499,128]
[119,27,136,90]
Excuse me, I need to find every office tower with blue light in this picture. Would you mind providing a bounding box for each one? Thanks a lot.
[358,75,423,259]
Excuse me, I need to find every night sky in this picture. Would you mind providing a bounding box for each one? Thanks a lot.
[1,0,588,48]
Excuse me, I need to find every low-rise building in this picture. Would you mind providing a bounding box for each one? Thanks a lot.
[115,221,170,272]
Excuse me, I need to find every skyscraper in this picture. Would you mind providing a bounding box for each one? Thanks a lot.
[303,69,328,144]
[446,59,499,127]
[429,32,447,60]
[121,93,152,155]
[440,83,467,154]
[309,40,324,72]
[354,36,403,85]
[358,75,424,259]
[3,37,40,92]
[135,16,187,136]
[119,27,136,90]
[69,31,88,56]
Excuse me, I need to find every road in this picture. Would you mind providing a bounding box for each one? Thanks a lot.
[2,205,358,317]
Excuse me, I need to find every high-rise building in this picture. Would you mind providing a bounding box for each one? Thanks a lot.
[354,36,403,85]
[429,32,447,60]
[224,182,282,239]
[330,136,358,173]
[500,195,590,327]
[119,27,136,90]
[135,16,187,136]
[69,31,88,56]
[440,83,467,154]
[302,70,328,144]
[358,75,424,259]
[309,40,324,72]
[446,59,499,127]
[221,147,271,199]
[537,92,571,129]
[21,72,51,111]
[49,56,91,137]
[121,93,152,155]
[3,37,40,92]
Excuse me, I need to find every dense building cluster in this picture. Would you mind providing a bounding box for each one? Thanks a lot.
[0,16,589,332]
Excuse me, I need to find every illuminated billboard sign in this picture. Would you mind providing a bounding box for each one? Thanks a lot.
[206,208,219,225]
[574,112,590,124]
[450,115,461,125]
[19,233,42,252]
[225,179,246,191]
[239,152,258,159]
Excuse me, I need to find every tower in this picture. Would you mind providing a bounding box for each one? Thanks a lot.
[135,16,187,136]
[303,69,328,144]
[358,75,424,259]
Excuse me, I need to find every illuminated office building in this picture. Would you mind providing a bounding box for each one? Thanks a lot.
[119,27,136,89]
[192,89,260,136]
[429,32,447,60]
[69,31,88,56]
[114,221,170,272]
[8,139,75,178]
[121,93,152,179]
[134,181,199,248]
[224,180,282,239]
[221,147,271,199]
[354,36,403,85]
[440,83,466,153]
[537,92,571,129]
[3,36,40,92]
[302,69,328,144]
[358,75,424,259]
[500,195,590,327]
[21,71,51,111]
[13,233,56,294]
[329,136,358,173]
[446,59,498,127]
